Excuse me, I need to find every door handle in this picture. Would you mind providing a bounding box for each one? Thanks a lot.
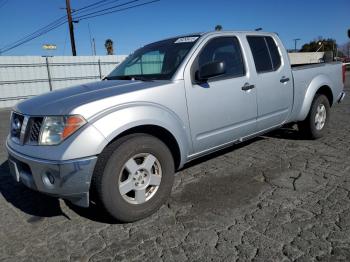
[280,77,290,83]
[241,83,255,91]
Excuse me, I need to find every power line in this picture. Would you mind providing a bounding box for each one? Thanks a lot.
[73,0,121,15]
[74,0,110,12]
[0,20,67,54]
[0,0,115,54]
[66,0,123,55]
[0,19,66,50]
[74,0,141,19]
[75,0,160,21]
[0,16,67,53]
[0,0,160,54]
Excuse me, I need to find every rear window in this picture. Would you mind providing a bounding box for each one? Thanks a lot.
[247,36,281,73]
[266,37,281,70]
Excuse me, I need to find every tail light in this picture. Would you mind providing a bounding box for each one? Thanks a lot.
[343,64,346,84]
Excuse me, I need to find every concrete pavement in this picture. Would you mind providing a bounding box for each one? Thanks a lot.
[0,75,349,261]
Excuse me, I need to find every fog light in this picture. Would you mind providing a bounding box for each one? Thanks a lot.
[42,172,55,187]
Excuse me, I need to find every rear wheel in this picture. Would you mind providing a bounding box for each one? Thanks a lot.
[92,134,175,222]
[298,94,330,139]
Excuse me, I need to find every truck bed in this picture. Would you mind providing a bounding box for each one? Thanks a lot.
[288,61,343,122]
[291,61,341,70]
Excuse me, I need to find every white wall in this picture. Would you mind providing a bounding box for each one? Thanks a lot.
[288,52,325,65]
[0,55,127,108]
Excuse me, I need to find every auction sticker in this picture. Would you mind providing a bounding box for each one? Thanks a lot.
[174,37,199,43]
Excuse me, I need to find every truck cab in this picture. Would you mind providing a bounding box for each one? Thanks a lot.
[179,32,294,155]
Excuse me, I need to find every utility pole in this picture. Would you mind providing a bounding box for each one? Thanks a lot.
[65,0,77,56]
[88,23,94,56]
[92,38,96,56]
[293,38,300,52]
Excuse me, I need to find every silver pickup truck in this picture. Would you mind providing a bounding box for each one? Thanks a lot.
[6,31,346,222]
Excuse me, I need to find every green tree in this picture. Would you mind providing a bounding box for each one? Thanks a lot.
[104,39,114,55]
[300,38,337,52]
[215,25,223,31]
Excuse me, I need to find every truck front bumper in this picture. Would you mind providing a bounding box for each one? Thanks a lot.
[6,143,97,207]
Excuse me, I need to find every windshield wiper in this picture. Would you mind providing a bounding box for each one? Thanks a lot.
[104,76,129,80]
[133,76,154,82]
[104,75,154,81]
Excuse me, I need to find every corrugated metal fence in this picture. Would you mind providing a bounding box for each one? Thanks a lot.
[0,55,127,108]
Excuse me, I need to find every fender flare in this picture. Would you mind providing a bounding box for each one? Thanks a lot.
[91,102,192,168]
[296,74,333,121]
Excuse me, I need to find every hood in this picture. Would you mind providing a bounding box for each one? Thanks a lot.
[15,80,170,116]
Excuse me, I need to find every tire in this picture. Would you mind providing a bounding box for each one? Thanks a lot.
[298,94,330,139]
[91,133,175,222]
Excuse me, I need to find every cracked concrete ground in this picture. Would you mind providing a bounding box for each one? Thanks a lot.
[0,74,349,261]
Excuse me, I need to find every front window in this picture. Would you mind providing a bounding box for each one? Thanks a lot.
[107,36,200,81]
[197,37,245,78]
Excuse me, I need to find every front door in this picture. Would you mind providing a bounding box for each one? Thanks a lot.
[184,36,258,154]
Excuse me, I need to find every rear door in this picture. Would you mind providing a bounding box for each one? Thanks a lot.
[184,35,257,154]
[247,35,293,131]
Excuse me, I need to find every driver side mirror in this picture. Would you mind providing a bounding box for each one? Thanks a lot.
[196,61,226,82]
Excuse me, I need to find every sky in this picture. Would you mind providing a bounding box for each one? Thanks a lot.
[0,0,349,56]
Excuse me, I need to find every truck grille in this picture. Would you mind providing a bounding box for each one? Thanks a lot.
[10,113,44,145]
[28,118,43,143]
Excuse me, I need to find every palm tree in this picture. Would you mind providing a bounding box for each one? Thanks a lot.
[215,25,223,31]
[104,39,114,55]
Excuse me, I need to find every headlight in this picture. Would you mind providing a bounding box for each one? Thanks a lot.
[40,115,86,145]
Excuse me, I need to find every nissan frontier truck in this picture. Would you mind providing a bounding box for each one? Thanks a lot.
[6,31,346,221]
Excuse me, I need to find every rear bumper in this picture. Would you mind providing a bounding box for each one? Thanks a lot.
[6,142,97,207]
[338,91,346,103]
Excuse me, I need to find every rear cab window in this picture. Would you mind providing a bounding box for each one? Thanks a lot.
[247,35,282,73]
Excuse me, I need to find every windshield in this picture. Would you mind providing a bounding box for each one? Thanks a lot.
[106,36,200,81]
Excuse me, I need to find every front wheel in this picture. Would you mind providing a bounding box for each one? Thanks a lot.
[298,94,330,139]
[92,134,175,222]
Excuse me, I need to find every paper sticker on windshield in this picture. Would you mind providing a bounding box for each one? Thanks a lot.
[174,37,199,44]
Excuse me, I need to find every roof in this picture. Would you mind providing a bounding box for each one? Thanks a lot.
[159,30,277,42]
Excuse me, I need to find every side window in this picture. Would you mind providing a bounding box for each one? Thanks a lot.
[247,36,282,73]
[247,36,272,73]
[266,37,281,70]
[197,37,245,78]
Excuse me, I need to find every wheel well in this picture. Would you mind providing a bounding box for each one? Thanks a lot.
[108,125,181,170]
[316,85,333,106]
